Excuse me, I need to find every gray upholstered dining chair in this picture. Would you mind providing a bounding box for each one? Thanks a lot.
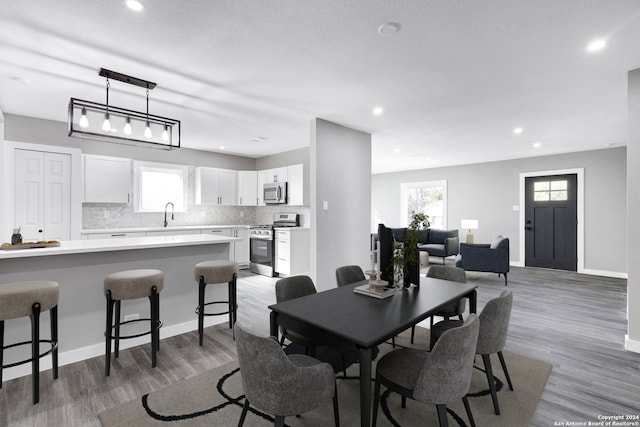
[275,275,317,348]
[335,265,366,287]
[422,265,468,340]
[372,315,479,427]
[431,290,514,415]
[234,323,340,427]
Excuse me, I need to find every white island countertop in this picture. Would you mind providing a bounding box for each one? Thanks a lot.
[0,234,239,260]
[81,224,250,234]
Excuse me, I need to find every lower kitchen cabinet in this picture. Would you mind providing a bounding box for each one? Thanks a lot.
[275,228,309,276]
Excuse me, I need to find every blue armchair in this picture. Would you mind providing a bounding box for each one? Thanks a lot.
[455,236,510,285]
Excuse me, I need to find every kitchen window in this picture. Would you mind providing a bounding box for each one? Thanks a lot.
[133,161,188,212]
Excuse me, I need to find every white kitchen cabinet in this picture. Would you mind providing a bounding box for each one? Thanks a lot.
[195,167,237,205]
[145,229,201,236]
[200,228,233,237]
[257,169,268,206]
[83,154,131,203]
[233,228,250,268]
[237,170,258,206]
[86,232,145,239]
[263,167,288,184]
[286,163,304,206]
[274,228,309,276]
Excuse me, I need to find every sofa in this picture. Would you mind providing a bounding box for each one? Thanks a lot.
[375,225,460,266]
[455,235,510,285]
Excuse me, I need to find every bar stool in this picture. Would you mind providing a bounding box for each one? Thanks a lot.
[103,269,163,377]
[0,281,59,404]
[194,260,238,345]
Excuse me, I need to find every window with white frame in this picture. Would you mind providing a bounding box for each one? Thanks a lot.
[400,180,447,229]
[133,161,188,212]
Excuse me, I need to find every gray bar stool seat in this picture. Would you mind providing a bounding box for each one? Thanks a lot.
[194,260,238,345]
[0,280,59,404]
[103,269,164,376]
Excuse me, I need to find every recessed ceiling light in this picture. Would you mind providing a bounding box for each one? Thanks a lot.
[377,22,401,36]
[252,136,268,143]
[126,0,145,12]
[373,107,383,115]
[394,148,400,153]
[220,146,225,150]
[586,38,606,52]
[424,157,431,162]
[513,127,523,134]
[533,142,542,148]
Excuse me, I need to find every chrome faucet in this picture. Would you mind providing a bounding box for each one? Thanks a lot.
[164,202,175,227]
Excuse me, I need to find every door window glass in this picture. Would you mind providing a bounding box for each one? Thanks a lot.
[534,180,568,202]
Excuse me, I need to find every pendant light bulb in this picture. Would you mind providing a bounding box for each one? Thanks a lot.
[144,121,152,138]
[162,124,169,141]
[79,107,89,128]
[123,116,132,135]
[102,113,111,132]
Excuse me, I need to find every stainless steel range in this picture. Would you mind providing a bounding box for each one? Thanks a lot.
[249,213,299,277]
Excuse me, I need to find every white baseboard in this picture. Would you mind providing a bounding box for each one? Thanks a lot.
[2,317,226,382]
[580,268,627,279]
[625,335,640,354]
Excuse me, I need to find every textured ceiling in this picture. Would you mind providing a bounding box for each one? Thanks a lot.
[1,0,639,173]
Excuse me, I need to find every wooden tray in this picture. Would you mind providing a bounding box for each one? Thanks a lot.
[0,242,60,250]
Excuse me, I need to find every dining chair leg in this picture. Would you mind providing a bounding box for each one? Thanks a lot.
[332,383,340,427]
[497,351,514,390]
[341,354,347,378]
[410,325,416,344]
[481,353,500,415]
[462,396,476,427]
[238,399,250,427]
[401,395,407,408]
[436,404,449,427]
[372,379,381,427]
[274,415,285,427]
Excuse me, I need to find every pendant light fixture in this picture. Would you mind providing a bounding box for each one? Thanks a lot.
[144,88,152,138]
[68,68,180,150]
[101,78,111,132]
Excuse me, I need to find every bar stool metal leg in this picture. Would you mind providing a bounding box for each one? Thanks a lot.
[30,302,41,404]
[51,306,58,380]
[0,320,4,387]
[150,286,159,368]
[105,291,114,377]
[114,300,121,358]
[198,276,205,346]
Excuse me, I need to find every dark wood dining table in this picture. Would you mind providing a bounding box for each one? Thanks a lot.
[269,276,478,427]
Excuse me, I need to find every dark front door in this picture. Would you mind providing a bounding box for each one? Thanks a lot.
[525,174,577,271]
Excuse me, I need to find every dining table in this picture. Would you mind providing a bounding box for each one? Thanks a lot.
[269,276,478,427]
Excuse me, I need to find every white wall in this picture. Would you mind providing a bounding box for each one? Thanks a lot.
[372,147,627,276]
[627,68,640,352]
[311,119,371,291]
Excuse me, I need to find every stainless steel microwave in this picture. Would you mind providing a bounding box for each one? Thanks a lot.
[264,182,287,204]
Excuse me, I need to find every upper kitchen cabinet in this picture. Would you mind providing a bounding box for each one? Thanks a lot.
[286,164,304,206]
[263,167,288,184]
[237,170,258,206]
[83,154,131,203]
[195,167,237,205]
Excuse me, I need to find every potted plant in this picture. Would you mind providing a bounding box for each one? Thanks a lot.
[402,212,431,288]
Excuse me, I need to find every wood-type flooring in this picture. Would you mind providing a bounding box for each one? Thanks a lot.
[0,264,638,426]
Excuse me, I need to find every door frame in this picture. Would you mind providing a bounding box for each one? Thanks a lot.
[1,140,82,240]
[517,168,584,272]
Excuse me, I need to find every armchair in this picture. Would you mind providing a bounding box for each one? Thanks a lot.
[455,235,510,285]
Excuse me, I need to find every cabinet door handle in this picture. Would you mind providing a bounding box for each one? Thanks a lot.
[111,233,126,237]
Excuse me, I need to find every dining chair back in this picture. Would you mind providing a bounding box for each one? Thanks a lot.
[335,265,366,287]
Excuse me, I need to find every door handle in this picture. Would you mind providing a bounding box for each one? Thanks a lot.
[525,226,533,231]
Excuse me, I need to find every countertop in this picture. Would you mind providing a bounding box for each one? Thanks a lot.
[0,234,239,260]
[81,225,250,234]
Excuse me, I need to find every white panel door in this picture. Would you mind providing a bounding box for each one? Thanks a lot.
[43,152,71,240]
[14,149,71,241]
[14,149,44,241]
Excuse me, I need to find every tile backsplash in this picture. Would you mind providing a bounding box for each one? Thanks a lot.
[82,204,310,229]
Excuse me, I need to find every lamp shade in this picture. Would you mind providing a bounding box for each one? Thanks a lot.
[461,219,478,230]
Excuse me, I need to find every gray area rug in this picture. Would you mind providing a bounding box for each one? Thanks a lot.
[99,328,551,426]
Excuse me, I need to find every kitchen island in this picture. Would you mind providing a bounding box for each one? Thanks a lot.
[0,234,238,381]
